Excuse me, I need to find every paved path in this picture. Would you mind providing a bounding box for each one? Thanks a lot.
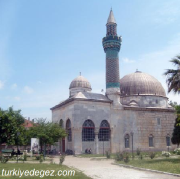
[54,156,179,179]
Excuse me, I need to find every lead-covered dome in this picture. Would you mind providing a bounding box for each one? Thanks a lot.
[69,75,91,89]
[120,71,166,97]
[69,75,92,97]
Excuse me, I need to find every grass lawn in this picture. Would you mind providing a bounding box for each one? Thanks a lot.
[117,158,180,174]
[78,154,105,158]
[0,163,91,179]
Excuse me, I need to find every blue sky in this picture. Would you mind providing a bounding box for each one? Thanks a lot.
[0,0,180,120]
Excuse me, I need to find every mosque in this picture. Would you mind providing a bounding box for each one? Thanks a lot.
[51,10,176,154]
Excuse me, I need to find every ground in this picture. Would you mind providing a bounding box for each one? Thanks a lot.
[53,156,180,179]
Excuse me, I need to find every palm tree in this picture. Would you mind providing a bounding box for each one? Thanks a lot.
[164,55,180,94]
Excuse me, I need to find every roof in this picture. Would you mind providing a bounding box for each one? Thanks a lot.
[107,9,116,24]
[69,75,91,89]
[23,119,34,128]
[120,71,166,97]
[51,92,111,110]
[74,91,110,100]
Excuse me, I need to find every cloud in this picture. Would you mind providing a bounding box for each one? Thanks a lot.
[0,81,4,89]
[122,58,135,63]
[135,33,180,103]
[151,1,180,25]
[14,96,20,101]
[23,86,34,94]
[11,83,17,90]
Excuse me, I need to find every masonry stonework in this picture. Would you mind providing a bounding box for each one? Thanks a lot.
[51,9,176,154]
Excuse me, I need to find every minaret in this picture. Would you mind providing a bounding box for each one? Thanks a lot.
[102,9,122,105]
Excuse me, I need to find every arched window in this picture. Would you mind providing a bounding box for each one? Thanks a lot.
[59,119,64,128]
[82,120,95,141]
[124,134,130,148]
[98,120,110,141]
[149,134,154,147]
[166,135,171,146]
[66,119,72,142]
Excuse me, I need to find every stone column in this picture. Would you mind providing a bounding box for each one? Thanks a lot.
[95,128,99,154]
[110,127,114,153]
[73,127,82,154]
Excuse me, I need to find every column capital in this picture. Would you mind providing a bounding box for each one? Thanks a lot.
[95,127,99,135]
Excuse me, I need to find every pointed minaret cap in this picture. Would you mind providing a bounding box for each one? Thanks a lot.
[107,8,116,24]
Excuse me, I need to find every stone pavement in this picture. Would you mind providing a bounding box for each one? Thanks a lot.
[54,156,179,179]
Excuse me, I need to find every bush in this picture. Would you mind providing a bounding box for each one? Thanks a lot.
[1,156,9,163]
[162,151,171,158]
[39,154,44,163]
[115,152,130,163]
[149,152,156,159]
[106,151,111,159]
[124,153,130,163]
[115,152,124,161]
[136,148,141,156]
[35,155,40,160]
[59,155,65,165]
[174,148,180,155]
[24,154,27,161]
[139,154,143,160]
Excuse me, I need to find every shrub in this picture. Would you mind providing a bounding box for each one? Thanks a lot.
[149,152,156,159]
[174,148,180,155]
[1,156,9,163]
[139,154,143,160]
[35,155,40,160]
[162,151,171,158]
[39,154,44,163]
[24,154,27,161]
[115,152,124,161]
[115,152,130,163]
[136,148,141,156]
[106,151,111,159]
[59,155,65,165]
[124,153,130,163]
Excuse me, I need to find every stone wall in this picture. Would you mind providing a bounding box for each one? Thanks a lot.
[51,99,176,154]
[111,107,176,153]
[120,95,168,108]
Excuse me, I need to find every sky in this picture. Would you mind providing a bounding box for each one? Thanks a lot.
[0,0,180,121]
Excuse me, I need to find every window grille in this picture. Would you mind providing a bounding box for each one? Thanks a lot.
[82,120,95,141]
[59,119,64,128]
[149,135,154,147]
[124,134,130,148]
[66,119,72,142]
[98,120,110,141]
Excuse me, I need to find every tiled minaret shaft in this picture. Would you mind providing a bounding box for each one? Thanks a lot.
[102,9,122,105]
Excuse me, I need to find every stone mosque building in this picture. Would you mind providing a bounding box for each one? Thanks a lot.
[51,10,176,154]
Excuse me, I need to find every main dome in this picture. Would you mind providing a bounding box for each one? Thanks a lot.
[69,75,91,89]
[120,71,166,97]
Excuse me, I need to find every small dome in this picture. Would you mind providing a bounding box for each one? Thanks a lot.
[120,71,166,97]
[69,75,91,89]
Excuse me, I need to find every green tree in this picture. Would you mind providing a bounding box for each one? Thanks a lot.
[164,55,180,94]
[169,101,180,114]
[28,118,66,153]
[171,116,180,147]
[0,107,25,145]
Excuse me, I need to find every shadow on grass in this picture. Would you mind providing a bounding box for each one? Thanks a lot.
[143,158,180,164]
